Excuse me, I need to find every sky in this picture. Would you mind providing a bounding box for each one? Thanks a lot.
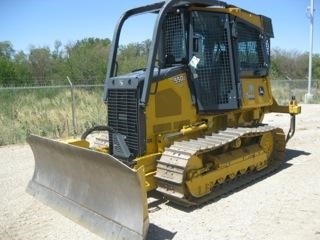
[1,0,319,54]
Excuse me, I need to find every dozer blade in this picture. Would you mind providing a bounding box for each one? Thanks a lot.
[26,134,149,240]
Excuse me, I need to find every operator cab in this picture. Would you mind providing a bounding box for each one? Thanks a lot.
[158,9,272,112]
[105,1,273,113]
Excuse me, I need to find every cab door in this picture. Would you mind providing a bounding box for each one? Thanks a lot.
[190,11,239,112]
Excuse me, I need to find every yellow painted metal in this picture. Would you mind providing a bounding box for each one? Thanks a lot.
[273,128,286,156]
[145,73,197,154]
[225,7,263,28]
[180,123,208,135]
[94,146,109,153]
[134,153,161,191]
[259,132,274,159]
[186,155,206,179]
[157,122,208,153]
[66,139,108,153]
[232,138,242,149]
[241,77,273,109]
[289,98,302,115]
[268,97,301,115]
[66,139,90,148]
[190,6,264,30]
[186,144,267,198]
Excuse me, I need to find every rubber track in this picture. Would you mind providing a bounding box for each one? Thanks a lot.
[155,125,285,207]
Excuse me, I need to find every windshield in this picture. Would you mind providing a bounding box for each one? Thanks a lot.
[115,13,158,75]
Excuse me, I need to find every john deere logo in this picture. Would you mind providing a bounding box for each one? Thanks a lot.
[258,86,265,96]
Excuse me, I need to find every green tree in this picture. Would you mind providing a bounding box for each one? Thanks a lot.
[14,51,33,85]
[66,38,110,84]
[29,47,52,85]
[0,41,15,59]
[271,48,308,79]
[50,40,69,84]
[313,54,320,78]
[313,54,320,89]
[117,40,151,74]
[0,41,17,85]
[0,58,17,86]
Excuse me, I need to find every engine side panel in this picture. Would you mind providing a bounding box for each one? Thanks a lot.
[145,72,198,154]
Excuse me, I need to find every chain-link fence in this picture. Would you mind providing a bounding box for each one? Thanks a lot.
[0,79,319,146]
[271,79,320,104]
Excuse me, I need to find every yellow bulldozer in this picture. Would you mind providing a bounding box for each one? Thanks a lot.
[27,1,301,239]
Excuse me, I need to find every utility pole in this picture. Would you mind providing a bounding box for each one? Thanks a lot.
[305,0,315,102]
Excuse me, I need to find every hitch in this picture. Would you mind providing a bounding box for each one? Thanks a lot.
[286,96,301,143]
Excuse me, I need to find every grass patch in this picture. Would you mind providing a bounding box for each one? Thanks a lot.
[0,86,106,145]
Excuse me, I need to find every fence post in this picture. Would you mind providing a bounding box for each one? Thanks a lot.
[11,89,15,144]
[67,76,77,136]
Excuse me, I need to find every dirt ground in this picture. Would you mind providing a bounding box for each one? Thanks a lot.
[0,104,320,240]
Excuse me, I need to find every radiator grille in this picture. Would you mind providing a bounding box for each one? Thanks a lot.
[108,89,140,157]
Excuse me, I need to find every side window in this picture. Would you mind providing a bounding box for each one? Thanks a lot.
[237,22,268,76]
[162,12,187,67]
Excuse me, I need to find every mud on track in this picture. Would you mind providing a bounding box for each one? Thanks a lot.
[1,104,320,240]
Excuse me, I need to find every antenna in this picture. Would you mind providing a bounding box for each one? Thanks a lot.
[305,0,315,102]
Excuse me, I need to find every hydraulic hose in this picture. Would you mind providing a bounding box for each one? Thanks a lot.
[81,125,116,140]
